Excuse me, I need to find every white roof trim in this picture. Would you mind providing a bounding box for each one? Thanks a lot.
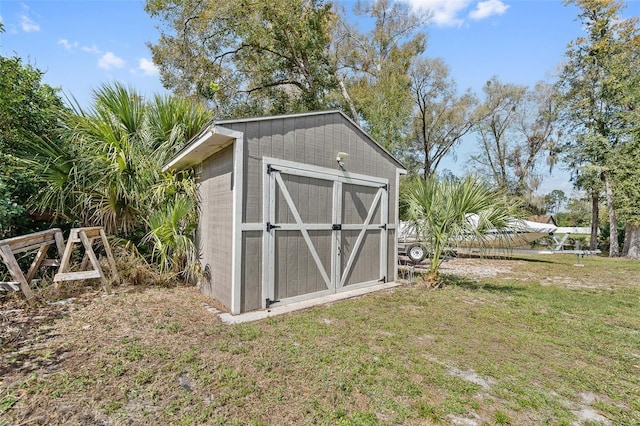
[213,109,344,125]
[162,125,243,172]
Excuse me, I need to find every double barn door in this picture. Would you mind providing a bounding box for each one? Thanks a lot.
[263,160,388,307]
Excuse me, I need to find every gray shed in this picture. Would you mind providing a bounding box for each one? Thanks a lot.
[163,110,406,315]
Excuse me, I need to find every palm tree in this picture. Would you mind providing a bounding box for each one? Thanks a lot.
[144,195,199,280]
[23,82,211,278]
[404,175,517,285]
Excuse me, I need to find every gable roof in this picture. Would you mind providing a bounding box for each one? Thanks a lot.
[528,215,558,226]
[163,109,406,172]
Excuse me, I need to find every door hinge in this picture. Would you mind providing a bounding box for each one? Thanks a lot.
[379,276,387,283]
[267,164,278,175]
[379,224,387,230]
[265,298,280,308]
[332,224,342,231]
[266,222,281,231]
[382,183,388,191]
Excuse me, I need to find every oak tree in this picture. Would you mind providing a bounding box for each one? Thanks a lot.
[145,0,337,116]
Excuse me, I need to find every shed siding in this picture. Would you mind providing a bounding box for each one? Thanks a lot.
[224,112,399,225]
[341,229,380,286]
[198,144,234,309]
[240,231,262,312]
[274,230,331,299]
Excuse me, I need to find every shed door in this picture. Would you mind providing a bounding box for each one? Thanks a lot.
[264,162,388,307]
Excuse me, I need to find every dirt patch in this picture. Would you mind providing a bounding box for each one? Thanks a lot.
[447,412,483,425]
[0,296,93,379]
[437,257,521,279]
[567,392,613,426]
[448,366,497,390]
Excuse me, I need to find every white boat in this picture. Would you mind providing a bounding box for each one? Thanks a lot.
[398,216,557,261]
[454,216,557,249]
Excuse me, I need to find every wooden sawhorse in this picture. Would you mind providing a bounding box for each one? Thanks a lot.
[53,227,119,294]
[0,228,65,303]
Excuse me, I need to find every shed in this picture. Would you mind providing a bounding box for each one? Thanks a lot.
[163,110,406,315]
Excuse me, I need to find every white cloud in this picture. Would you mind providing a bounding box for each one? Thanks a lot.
[137,58,159,76]
[58,38,78,51]
[469,0,510,20]
[403,0,509,26]
[98,51,125,70]
[58,39,103,55]
[403,0,472,27]
[20,14,40,32]
[82,44,101,54]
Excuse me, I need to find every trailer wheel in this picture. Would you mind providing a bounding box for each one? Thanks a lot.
[407,243,427,263]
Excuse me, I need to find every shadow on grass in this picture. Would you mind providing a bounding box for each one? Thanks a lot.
[440,273,523,293]
[456,252,557,264]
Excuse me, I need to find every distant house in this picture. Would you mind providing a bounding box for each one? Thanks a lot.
[163,110,406,315]
[528,215,558,227]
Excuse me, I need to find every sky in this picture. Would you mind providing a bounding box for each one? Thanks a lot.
[2,0,640,197]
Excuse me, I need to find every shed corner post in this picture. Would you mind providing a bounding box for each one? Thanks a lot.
[231,131,245,315]
[394,167,408,282]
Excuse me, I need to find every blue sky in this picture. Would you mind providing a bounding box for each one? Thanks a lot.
[2,0,639,197]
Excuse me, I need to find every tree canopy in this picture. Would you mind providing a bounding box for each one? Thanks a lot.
[0,54,66,238]
[145,0,338,116]
[407,57,478,179]
[558,0,640,256]
[470,77,560,197]
[145,0,430,155]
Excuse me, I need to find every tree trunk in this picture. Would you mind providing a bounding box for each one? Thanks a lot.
[603,171,619,257]
[590,189,599,250]
[622,223,640,259]
[338,78,359,125]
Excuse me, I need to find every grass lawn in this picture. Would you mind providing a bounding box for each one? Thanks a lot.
[1,254,639,425]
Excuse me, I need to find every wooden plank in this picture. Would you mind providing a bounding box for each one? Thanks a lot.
[79,230,110,294]
[99,229,119,283]
[54,270,102,281]
[0,228,61,253]
[0,282,20,291]
[11,242,54,255]
[0,244,35,301]
[54,228,80,295]
[25,243,51,283]
[54,230,66,258]
[80,227,103,238]
[57,229,78,274]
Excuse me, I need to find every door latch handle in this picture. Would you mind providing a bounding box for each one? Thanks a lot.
[266,222,281,231]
